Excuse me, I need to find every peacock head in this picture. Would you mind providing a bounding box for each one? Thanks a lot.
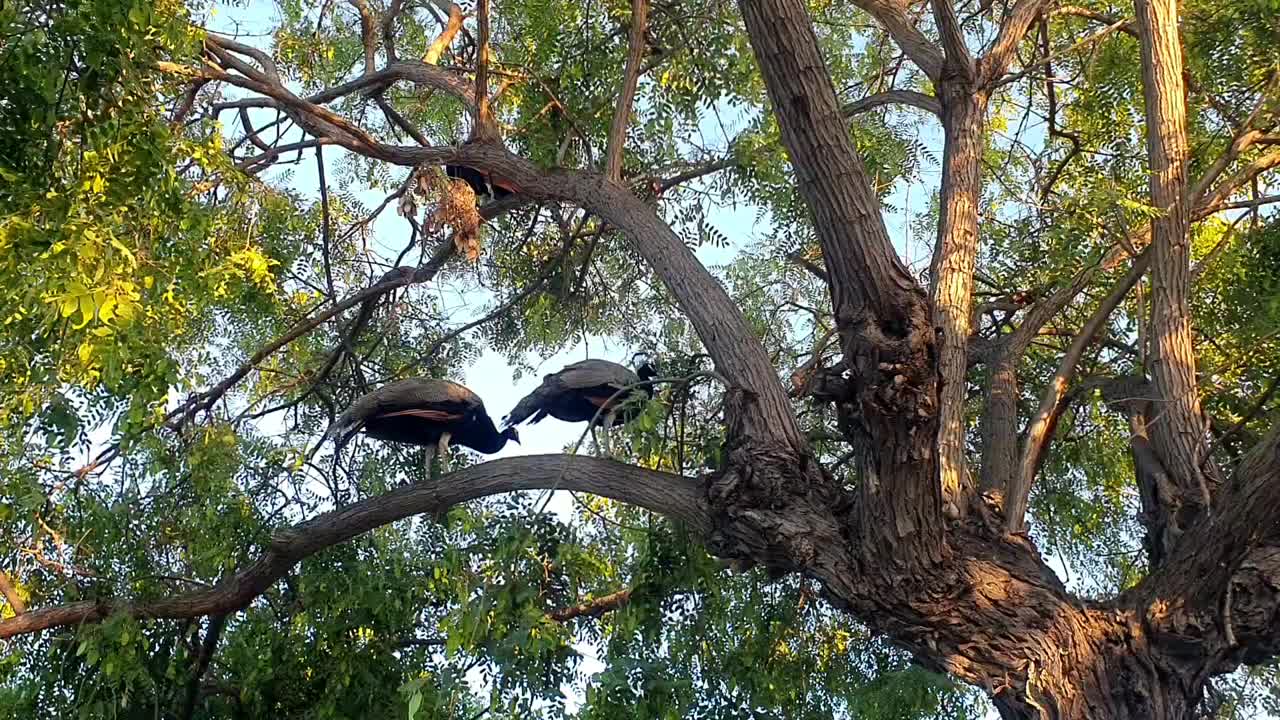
[632,351,658,380]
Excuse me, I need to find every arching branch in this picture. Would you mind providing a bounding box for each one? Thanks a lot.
[842,89,942,118]
[0,456,708,639]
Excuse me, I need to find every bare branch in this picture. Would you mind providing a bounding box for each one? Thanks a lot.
[204,33,281,85]
[1050,5,1137,36]
[374,94,430,145]
[842,89,942,118]
[0,456,708,639]
[548,588,633,622]
[978,0,1052,86]
[170,241,455,429]
[605,0,650,181]
[0,572,26,615]
[381,0,406,61]
[996,14,1136,89]
[1194,149,1280,218]
[423,3,464,64]
[847,0,944,81]
[1207,372,1280,460]
[931,0,974,80]
[1010,249,1151,530]
[180,614,226,720]
[316,146,336,297]
[979,243,1127,491]
[347,0,378,74]
[472,0,498,141]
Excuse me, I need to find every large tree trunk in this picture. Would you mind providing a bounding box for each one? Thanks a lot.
[736,0,943,568]
[1135,0,1219,532]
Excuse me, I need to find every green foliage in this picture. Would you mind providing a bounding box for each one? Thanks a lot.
[2,0,1279,717]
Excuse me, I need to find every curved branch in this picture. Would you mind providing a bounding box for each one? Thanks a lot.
[422,3,464,64]
[0,456,708,639]
[842,89,942,118]
[194,46,806,451]
[978,0,1051,86]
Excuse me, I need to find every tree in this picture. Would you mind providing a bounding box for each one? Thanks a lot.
[2,0,1279,717]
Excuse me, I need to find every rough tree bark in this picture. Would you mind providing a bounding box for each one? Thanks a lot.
[931,80,987,518]
[1134,0,1220,536]
[737,0,943,569]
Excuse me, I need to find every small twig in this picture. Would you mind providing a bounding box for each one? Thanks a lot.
[316,145,336,297]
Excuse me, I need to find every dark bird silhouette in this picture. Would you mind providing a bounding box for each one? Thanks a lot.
[444,164,517,203]
[331,378,518,464]
[503,354,658,455]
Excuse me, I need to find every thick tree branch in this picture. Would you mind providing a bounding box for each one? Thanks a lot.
[471,0,498,141]
[1136,0,1220,520]
[0,456,708,639]
[931,0,974,81]
[842,89,942,118]
[605,0,649,181]
[738,0,942,559]
[422,2,464,64]
[1133,425,1280,667]
[847,0,944,81]
[347,0,378,75]
[930,83,987,516]
[978,0,1051,86]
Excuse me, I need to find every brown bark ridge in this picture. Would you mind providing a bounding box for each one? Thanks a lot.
[604,0,649,181]
[738,0,943,564]
[1135,0,1220,546]
[930,82,987,518]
